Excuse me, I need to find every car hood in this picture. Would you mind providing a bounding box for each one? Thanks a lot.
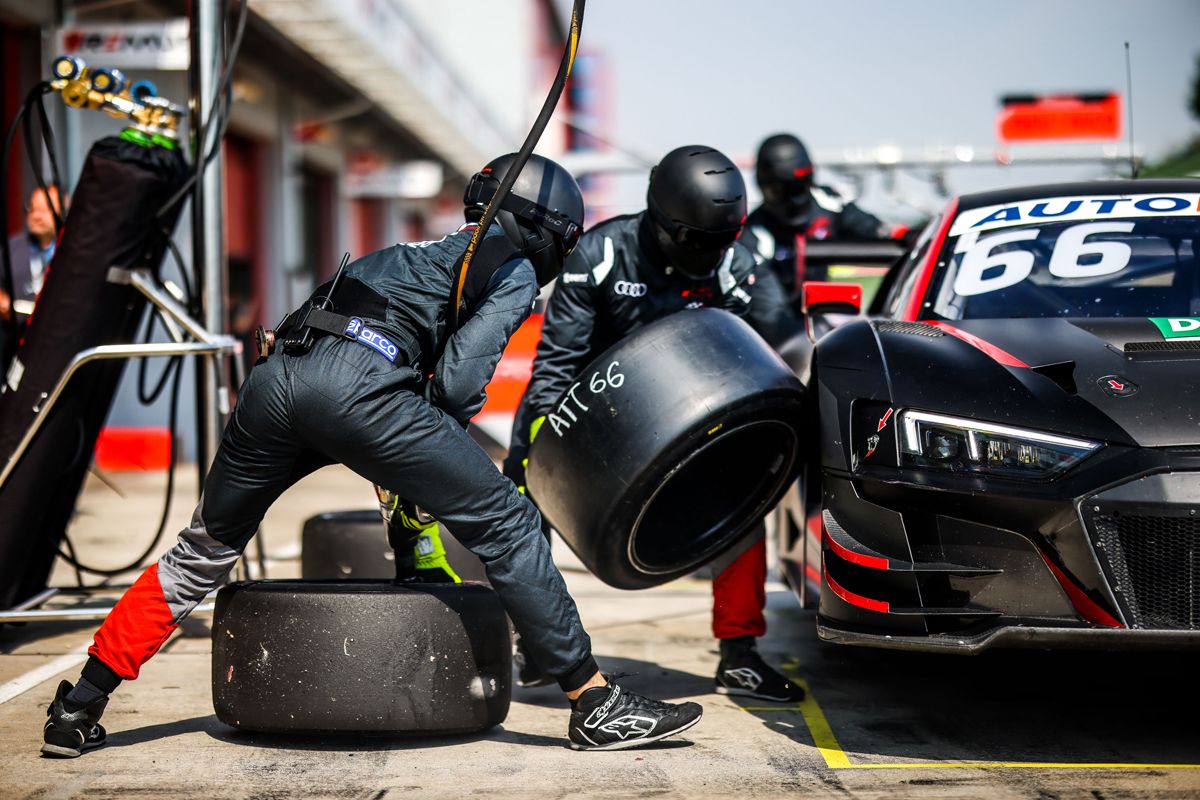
[871,317,1200,448]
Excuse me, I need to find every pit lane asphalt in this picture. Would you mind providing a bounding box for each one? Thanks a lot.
[1,466,1198,799]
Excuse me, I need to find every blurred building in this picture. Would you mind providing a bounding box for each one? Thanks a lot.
[0,0,607,460]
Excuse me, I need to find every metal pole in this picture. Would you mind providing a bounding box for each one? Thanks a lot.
[188,0,228,487]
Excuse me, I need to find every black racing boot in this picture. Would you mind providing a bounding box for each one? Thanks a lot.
[714,636,805,702]
[568,681,703,751]
[512,632,553,688]
[42,680,108,758]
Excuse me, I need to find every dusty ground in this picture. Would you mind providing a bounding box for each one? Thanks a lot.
[1,465,1198,799]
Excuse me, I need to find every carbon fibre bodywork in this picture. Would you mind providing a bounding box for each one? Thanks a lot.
[777,179,1200,651]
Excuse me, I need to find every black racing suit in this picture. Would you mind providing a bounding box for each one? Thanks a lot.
[503,211,797,496]
[503,212,797,651]
[508,212,754,475]
[80,225,600,697]
[742,184,887,296]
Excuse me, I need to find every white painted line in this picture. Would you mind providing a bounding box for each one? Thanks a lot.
[0,646,89,705]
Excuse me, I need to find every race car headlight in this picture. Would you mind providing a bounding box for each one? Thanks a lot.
[898,410,1101,479]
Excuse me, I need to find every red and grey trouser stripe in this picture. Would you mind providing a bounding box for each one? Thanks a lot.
[87,503,241,683]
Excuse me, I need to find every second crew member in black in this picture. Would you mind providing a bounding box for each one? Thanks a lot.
[505,145,804,704]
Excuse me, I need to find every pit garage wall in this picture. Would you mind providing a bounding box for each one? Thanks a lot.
[47,32,451,462]
[27,0,589,463]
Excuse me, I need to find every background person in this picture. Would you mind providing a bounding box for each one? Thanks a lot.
[4,185,67,319]
[2,185,67,367]
[743,133,892,292]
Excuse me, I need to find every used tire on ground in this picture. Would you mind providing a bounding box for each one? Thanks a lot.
[526,308,805,589]
[300,510,488,583]
[211,580,510,734]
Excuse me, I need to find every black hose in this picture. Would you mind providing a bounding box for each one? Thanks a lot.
[1,83,59,364]
[156,0,250,223]
[21,83,63,234]
[445,0,585,338]
[0,96,28,348]
[59,525,86,588]
[136,325,180,404]
[33,88,65,227]
[57,352,184,579]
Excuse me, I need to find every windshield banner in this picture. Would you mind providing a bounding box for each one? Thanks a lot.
[950,193,1200,237]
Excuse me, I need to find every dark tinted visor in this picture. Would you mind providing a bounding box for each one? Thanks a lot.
[767,173,812,200]
[672,223,741,252]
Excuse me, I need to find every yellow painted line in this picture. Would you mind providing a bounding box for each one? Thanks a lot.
[738,677,1200,771]
[837,762,1200,770]
[741,679,851,769]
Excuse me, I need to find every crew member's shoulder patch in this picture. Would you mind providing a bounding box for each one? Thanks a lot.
[747,224,775,261]
[559,271,590,285]
[812,184,846,213]
[590,236,617,285]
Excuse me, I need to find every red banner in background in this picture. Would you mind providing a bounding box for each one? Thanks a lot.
[477,313,543,417]
[997,93,1121,143]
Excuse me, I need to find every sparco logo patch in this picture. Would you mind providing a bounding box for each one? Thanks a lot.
[614,280,648,297]
[345,318,399,362]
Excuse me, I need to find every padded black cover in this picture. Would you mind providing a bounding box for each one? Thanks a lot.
[0,137,187,609]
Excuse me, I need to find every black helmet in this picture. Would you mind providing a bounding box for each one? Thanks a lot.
[755,133,815,227]
[646,145,746,279]
[463,153,584,286]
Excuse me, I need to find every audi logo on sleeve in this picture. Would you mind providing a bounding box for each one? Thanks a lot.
[613,281,648,297]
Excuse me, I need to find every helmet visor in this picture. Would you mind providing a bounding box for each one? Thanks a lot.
[648,202,741,254]
[672,223,741,252]
[764,173,813,205]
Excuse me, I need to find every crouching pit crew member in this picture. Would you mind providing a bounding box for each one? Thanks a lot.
[503,145,804,703]
[41,154,703,758]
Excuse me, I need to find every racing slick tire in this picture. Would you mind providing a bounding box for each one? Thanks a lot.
[211,580,511,734]
[526,308,805,589]
[300,510,488,583]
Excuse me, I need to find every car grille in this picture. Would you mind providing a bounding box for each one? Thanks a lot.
[1124,341,1200,352]
[1094,514,1200,629]
[874,321,943,337]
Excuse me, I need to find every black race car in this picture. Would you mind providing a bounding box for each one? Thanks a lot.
[776,179,1200,651]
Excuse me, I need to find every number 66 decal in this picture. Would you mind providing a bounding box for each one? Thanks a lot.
[953,221,1135,297]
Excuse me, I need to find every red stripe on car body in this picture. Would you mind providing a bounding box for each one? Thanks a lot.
[929,322,1030,368]
[1037,551,1124,628]
[824,522,891,570]
[825,570,891,613]
[902,197,959,322]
